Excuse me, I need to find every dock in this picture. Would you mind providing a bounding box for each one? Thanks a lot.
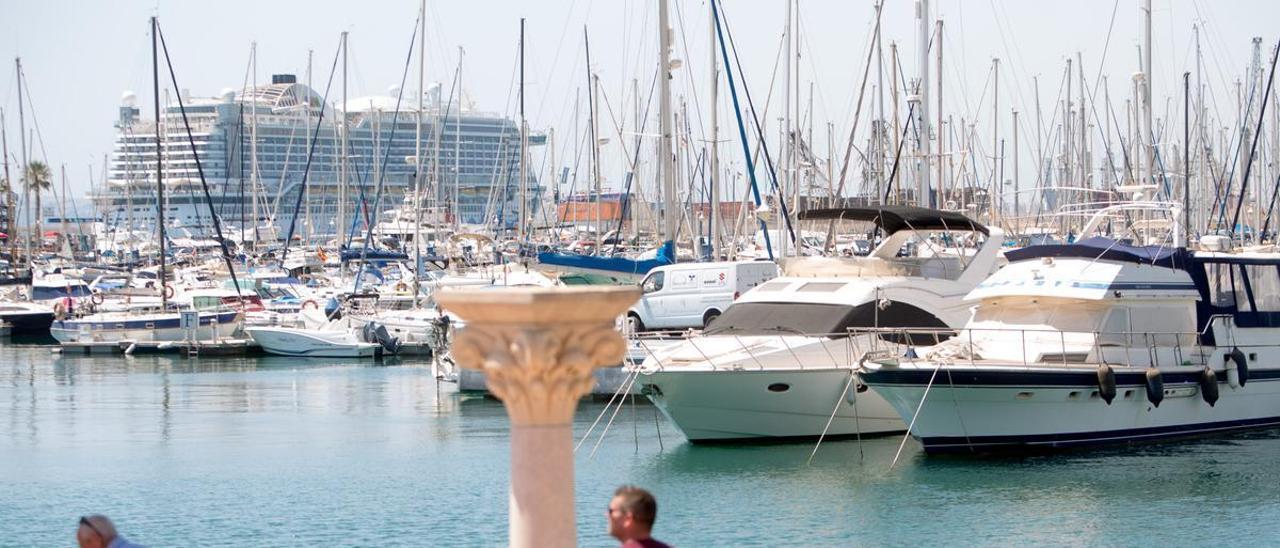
[53,339,265,357]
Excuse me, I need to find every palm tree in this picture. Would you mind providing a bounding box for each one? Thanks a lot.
[24,160,51,247]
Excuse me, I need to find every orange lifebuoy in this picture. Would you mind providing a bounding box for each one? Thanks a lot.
[302,299,319,310]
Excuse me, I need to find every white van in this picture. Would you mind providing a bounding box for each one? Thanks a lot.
[628,261,779,331]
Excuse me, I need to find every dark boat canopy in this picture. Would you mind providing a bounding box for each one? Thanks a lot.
[1004,236,1189,268]
[795,206,988,235]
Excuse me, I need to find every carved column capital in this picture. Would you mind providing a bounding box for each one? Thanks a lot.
[437,287,640,426]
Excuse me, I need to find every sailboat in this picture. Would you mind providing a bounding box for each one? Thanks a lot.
[50,17,242,345]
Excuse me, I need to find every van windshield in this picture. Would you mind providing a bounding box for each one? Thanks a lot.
[704,302,857,337]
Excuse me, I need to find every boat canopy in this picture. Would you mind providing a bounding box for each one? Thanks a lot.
[1005,236,1189,268]
[796,206,988,236]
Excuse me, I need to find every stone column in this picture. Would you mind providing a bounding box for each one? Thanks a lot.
[437,286,639,548]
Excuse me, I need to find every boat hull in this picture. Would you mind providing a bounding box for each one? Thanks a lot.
[50,310,241,344]
[862,364,1280,453]
[641,368,904,442]
[246,327,379,358]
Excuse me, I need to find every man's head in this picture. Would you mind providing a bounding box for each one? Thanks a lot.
[76,515,118,548]
[608,485,658,542]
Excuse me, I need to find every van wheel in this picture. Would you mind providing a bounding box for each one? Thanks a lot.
[702,310,721,328]
[627,313,645,333]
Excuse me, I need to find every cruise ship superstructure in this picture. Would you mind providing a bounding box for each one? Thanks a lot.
[96,74,544,245]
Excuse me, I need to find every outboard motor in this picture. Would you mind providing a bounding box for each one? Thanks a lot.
[362,321,402,355]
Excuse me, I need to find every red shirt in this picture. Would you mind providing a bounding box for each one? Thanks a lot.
[622,538,671,548]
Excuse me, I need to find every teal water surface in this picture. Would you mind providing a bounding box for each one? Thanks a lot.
[3,342,1280,546]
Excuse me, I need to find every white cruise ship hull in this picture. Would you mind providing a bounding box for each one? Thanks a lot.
[246,327,379,358]
[641,367,904,441]
[862,362,1280,453]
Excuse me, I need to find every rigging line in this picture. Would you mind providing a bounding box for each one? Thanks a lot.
[155,21,243,298]
[1209,71,1260,231]
[1229,39,1280,237]
[672,0,708,153]
[355,14,423,270]
[273,29,343,269]
[531,0,583,123]
[712,0,773,260]
[609,70,660,254]
[721,2,796,246]
[826,0,884,238]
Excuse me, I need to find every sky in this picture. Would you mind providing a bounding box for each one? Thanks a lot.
[2,0,1278,203]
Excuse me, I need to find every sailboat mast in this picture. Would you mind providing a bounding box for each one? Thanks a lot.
[414,0,425,307]
[15,58,30,267]
[1142,0,1154,190]
[518,18,528,244]
[455,47,463,232]
[0,108,13,264]
[151,17,168,310]
[708,0,719,258]
[339,32,348,247]
[658,0,677,243]
[916,0,932,208]
[305,49,314,244]
[250,42,259,247]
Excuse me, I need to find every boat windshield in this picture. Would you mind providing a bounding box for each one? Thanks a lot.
[33,285,92,300]
[704,302,857,337]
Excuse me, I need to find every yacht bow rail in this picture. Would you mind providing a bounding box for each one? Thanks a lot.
[847,314,1243,370]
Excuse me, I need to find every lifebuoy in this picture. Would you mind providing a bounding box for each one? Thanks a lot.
[91,292,105,305]
[395,282,409,293]
[163,285,175,299]
[302,299,319,310]
[53,301,67,319]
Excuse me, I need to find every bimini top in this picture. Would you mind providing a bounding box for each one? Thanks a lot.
[1004,236,1190,269]
[796,206,988,236]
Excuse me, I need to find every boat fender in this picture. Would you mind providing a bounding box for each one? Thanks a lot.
[1200,367,1220,407]
[302,299,319,310]
[1229,348,1249,387]
[1144,367,1164,407]
[1096,364,1117,405]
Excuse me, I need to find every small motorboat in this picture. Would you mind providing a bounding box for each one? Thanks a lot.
[0,301,56,334]
[245,325,381,358]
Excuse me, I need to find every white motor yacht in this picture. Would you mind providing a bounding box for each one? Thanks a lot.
[633,206,1003,442]
[860,204,1280,453]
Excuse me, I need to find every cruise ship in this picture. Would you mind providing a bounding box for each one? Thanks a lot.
[95,74,544,244]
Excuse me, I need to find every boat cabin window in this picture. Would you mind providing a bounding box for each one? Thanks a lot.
[705,302,858,336]
[799,282,845,292]
[1245,264,1280,312]
[1204,261,1280,313]
[1097,307,1130,346]
[33,285,92,300]
[705,300,947,338]
[641,271,665,294]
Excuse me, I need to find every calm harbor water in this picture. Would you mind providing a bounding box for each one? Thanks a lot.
[3,341,1280,546]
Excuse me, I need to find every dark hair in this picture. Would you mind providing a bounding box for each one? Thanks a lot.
[613,485,657,526]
